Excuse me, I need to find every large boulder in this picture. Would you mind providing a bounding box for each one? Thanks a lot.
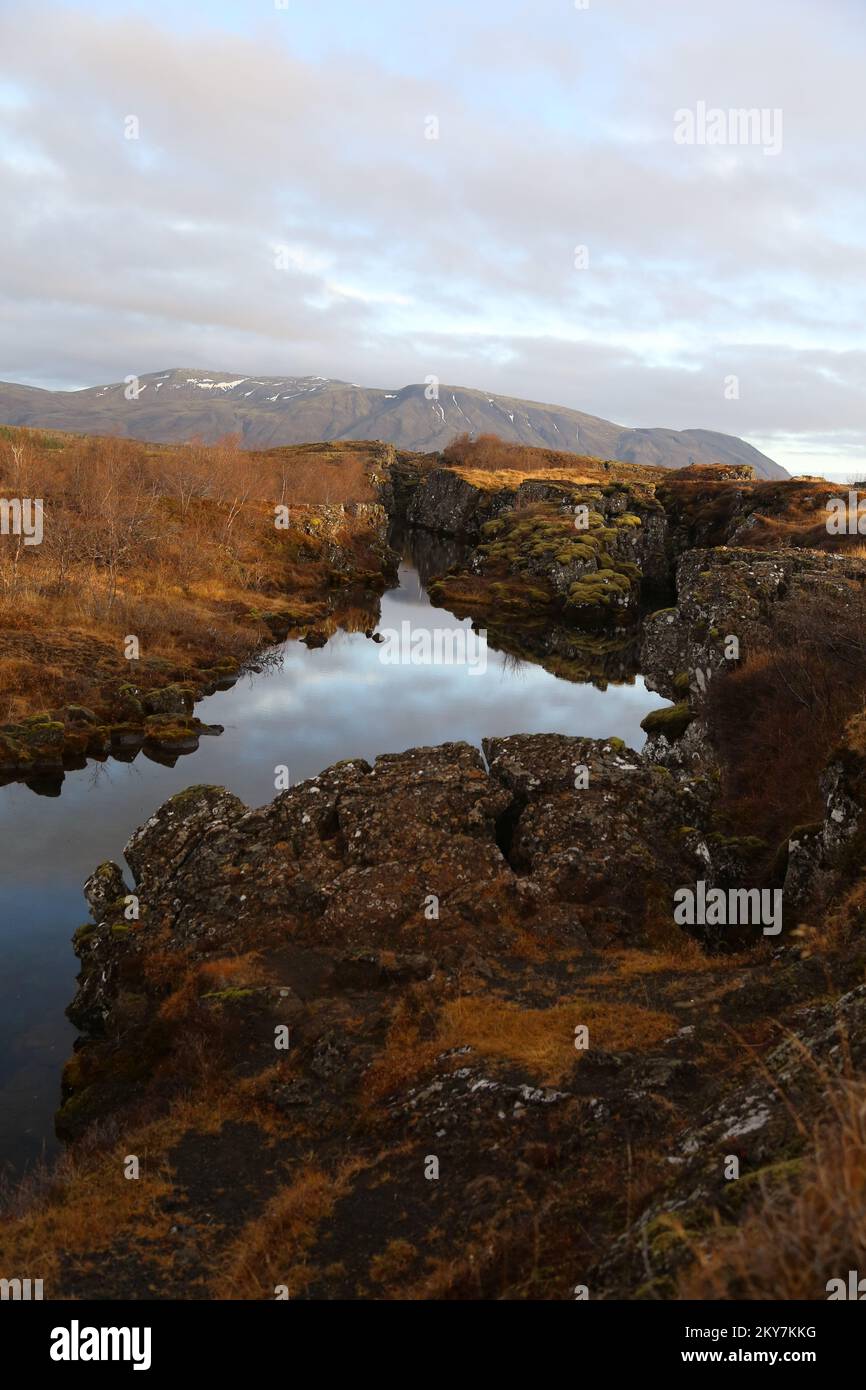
[641,547,866,700]
[484,733,705,945]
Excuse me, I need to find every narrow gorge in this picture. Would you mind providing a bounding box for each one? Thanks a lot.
[3,440,866,1302]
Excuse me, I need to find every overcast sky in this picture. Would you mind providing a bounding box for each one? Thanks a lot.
[1,0,864,474]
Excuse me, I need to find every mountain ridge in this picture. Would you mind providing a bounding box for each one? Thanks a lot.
[0,367,787,478]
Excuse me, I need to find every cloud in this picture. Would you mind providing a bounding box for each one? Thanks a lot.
[0,0,863,473]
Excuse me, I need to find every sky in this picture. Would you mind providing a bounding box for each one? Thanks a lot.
[0,0,864,475]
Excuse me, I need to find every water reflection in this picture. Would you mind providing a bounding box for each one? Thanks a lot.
[0,549,666,1175]
[388,520,473,589]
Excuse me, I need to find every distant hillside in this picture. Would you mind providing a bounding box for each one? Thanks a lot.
[0,367,787,478]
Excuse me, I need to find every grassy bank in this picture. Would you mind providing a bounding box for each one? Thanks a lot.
[0,428,396,780]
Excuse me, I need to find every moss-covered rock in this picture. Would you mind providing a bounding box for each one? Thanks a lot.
[640,702,694,741]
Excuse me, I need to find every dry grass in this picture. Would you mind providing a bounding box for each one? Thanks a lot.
[441,432,668,486]
[0,1100,226,1293]
[213,1159,364,1299]
[0,428,387,721]
[362,983,679,1102]
[657,475,866,557]
[254,441,380,505]
[436,994,677,1084]
[454,465,610,491]
[745,495,866,554]
[681,1078,866,1299]
[196,953,266,991]
[361,991,443,1104]
[587,944,760,983]
[369,1238,418,1285]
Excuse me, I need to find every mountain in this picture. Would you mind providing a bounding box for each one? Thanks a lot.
[0,368,787,477]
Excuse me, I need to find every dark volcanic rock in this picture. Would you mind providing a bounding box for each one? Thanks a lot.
[41,709,866,1300]
[70,736,712,1049]
[783,708,866,909]
[83,861,131,924]
[395,466,671,583]
[594,983,866,1300]
[484,734,704,943]
[641,546,866,701]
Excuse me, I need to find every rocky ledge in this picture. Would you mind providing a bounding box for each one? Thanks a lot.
[641,545,866,702]
[0,505,398,792]
[0,673,233,788]
[26,720,866,1300]
[69,733,708,1081]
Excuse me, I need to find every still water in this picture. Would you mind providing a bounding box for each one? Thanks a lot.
[0,549,665,1176]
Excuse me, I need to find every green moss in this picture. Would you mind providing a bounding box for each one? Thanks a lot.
[643,1214,691,1260]
[644,1205,716,1266]
[202,988,256,1002]
[144,717,201,747]
[725,1157,804,1214]
[435,497,650,634]
[56,1090,91,1125]
[649,764,673,781]
[673,670,690,694]
[567,569,633,609]
[65,704,98,724]
[786,822,823,843]
[706,832,768,852]
[568,543,598,563]
[640,702,694,740]
[635,1276,678,1300]
[172,784,220,803]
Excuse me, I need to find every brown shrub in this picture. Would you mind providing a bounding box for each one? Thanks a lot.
[443,432,575,474]
[681,1079,866,1300]
[0,428,384,720]
[707,587,866,846]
